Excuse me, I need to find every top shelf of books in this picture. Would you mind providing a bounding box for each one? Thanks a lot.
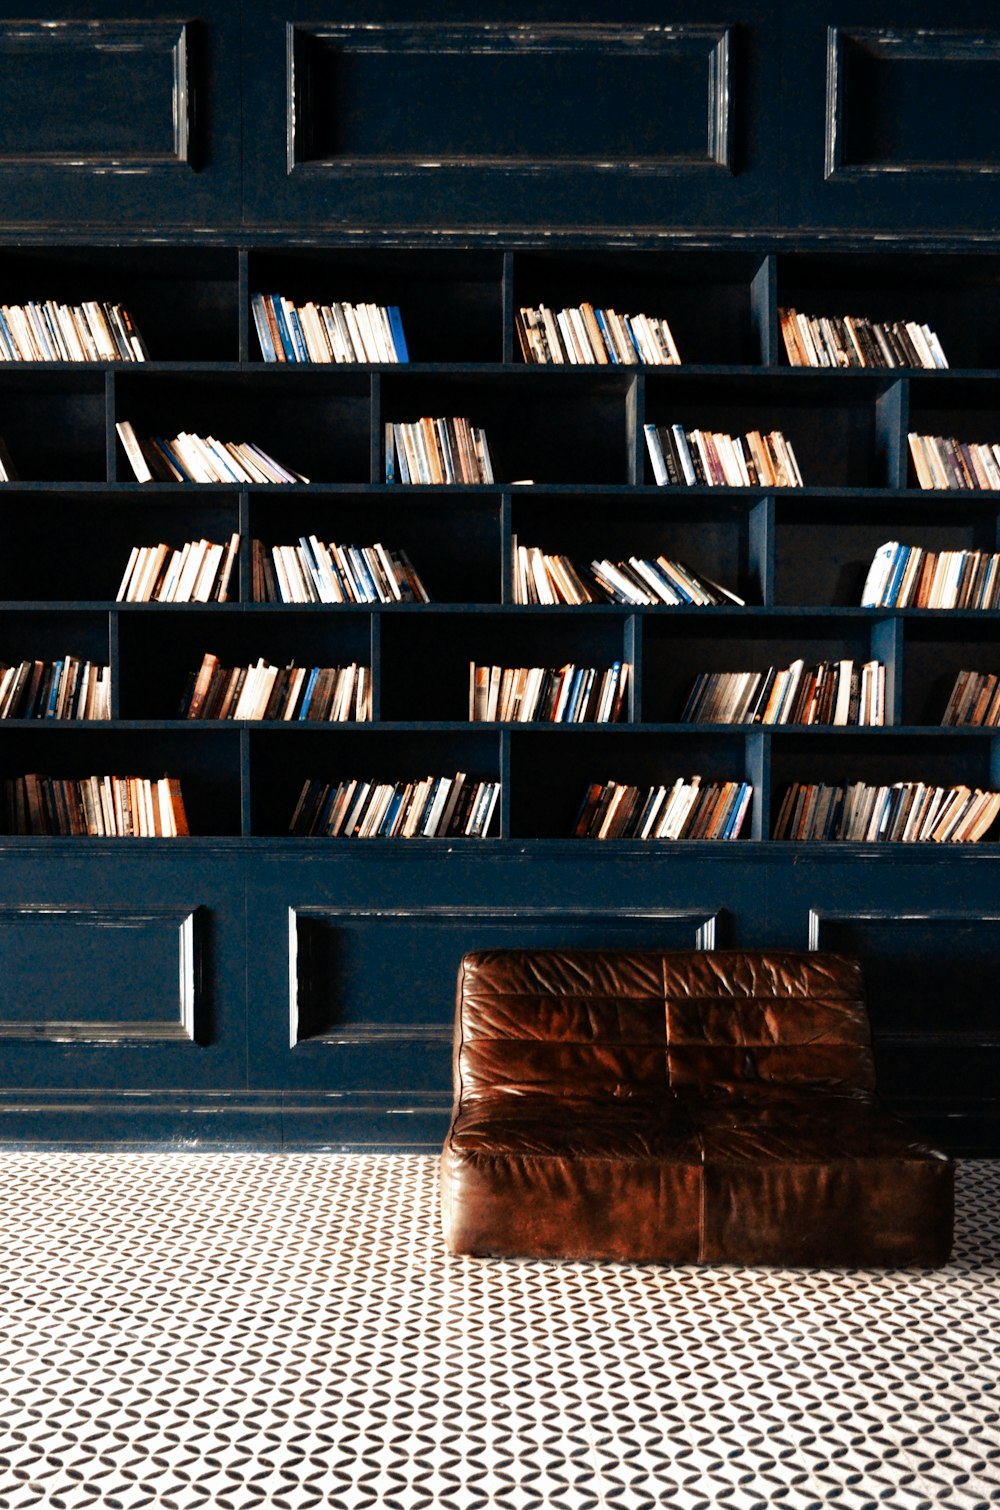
[4,246,1000,371]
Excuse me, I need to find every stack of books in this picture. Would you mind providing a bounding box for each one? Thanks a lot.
[290,773,500,839]
[252,294,408,363]
[117,535,240,604]
[386,419,494,485]
[251,538,429,605]
[780,310,948,369]
[181,654,370,722]
[516,303,680,365]
[116,421,307,485]
[573,777,752,841]
[512,543,743,607]
[644,424,803,487]
[774,781,1000,843]
[3,774,189,837]
[0,658,111,721]
[861,542,1000,609]
[680,659,885,726]
[941,670,1000,727]
[469,662,628,723]
[0,300,149,362]
[908,433,1000,490]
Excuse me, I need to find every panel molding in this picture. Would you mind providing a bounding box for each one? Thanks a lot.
[287,22,733,175]
[0,20,194,169]
[288,904,721,1048]
[0,905,199,1043]
[826,26,1000,180]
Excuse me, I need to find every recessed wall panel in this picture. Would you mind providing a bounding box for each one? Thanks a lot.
[0,906,198,1042]
[290,23,732,172]
[828,28,1000,178]
[0,21,192,166]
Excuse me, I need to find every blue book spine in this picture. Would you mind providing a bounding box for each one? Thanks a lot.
[287,307,309,363]
[297,666,320,721]
[623,316,644,362]
[45,660,64,719]
[251,294,277,362]
[270,296,297,362]
[594,309,617,363]
[152,438,194,482]
[0,309,16,359]
[348,546,378,602]
[883,544,912,607]
[386,306,409,362]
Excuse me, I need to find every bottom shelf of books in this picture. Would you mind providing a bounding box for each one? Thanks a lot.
[0,723,999,843]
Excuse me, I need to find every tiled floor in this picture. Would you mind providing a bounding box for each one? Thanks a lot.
[0,1153,996,1510]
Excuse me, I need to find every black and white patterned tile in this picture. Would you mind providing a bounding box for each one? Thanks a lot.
[0,1153,997,1509]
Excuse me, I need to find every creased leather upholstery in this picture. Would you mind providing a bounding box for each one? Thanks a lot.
[440,949,954,1266]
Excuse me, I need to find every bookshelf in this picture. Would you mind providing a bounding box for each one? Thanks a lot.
[3,242,1000,1151]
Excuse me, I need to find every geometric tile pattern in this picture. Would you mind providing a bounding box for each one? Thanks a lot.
[0,1153,997,1510]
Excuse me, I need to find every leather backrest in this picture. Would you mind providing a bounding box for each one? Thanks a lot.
[455,948,877,1102]
[455,950,668,1098]
[662,951,876,1092]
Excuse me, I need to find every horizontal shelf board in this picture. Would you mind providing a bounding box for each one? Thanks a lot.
[0,835,997,861]
[7,359,1000,380]
[6,603,1000,622]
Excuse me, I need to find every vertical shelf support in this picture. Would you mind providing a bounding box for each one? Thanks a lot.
[750,254,778,367]
[870,615,904,726]
[746,729,770,842]
[627,373,645,487]
[876,379,909,490]
[501,252,515,365]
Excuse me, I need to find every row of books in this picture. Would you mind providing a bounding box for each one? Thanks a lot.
[773,781,1000,844]
[385,418,494,486]
[515,304,681,367]
[3,775,189,838]
[908,433,1000,491]
[644,424,804,488]
[252,294,409,365]
[289,773,499,839]
[573,777,753,841]
[116,422,306,486]
[251,538,430,606]
[779,309,948,370]
[511,543,743,608]
[181,655,370,723]
[0,658,111,722]
[0,301,148,363]
[0,436,16,480]
[117,535,240,604]
[861,543,1000,610]
[470,662,628,724]
[680,659,885,727]
[941,670,1000,728]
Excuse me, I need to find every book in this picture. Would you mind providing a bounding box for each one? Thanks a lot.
[572,778,752,840]
[117,534,240,604]
[780,310,948,370]
[117,426,308,485]
[773,781,1000,842]
[387,419,494,485]
[680,660,884,727]
[469,662,629,723]
[180,654,370,722]
[289,774,500,838]
[251,539,430,605]
[0,658,111,721]
[252,294,409,363]
[645,425,803,487]
[2,775,189,837]
[908,433,1000,490]
[517,304,680,365]
[0,301,149,362]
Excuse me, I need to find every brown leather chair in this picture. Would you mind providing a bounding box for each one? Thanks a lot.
[441,950,954,1265]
